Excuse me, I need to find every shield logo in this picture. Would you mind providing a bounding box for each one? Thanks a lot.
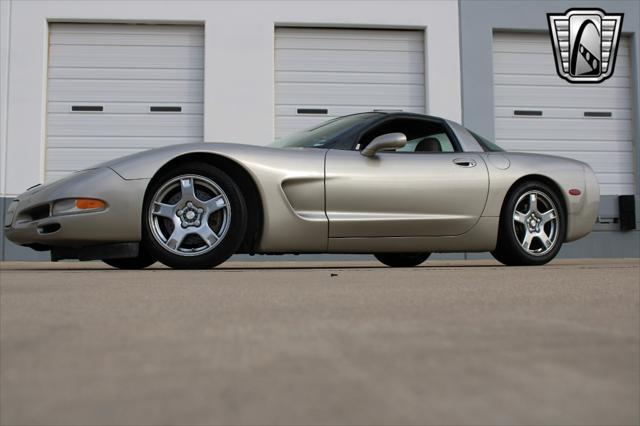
[547,8,624,83]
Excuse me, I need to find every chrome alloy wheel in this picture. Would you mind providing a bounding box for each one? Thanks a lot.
[512,190,559,256]
[148,174,231,256]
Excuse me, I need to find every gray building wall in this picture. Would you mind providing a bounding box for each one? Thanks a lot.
[459,0,640,258]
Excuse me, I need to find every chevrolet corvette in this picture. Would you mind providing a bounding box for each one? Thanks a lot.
[5,112,599,268]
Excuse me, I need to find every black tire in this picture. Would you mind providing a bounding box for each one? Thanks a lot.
[491,180,565,266]
[103,250,156,270]
[374,252,431,267]
[142,162,247,269]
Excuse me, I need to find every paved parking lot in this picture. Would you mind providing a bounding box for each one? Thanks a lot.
[1,259,639,426]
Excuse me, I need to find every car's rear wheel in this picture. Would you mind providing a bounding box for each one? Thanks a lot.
[142,163,247,269]
[491,181,565,266]
[374,252,431,267]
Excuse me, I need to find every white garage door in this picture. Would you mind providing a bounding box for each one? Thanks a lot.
[492,32,634,195]
[46,23,204,182]
[275,27,425,139]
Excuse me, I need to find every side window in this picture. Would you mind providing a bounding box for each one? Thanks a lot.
[398,133,455,153]
[357,118,457,153]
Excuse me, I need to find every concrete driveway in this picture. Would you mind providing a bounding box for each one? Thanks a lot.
[1,259,638,425]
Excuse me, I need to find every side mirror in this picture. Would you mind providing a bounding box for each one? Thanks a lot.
[360,133,407,157]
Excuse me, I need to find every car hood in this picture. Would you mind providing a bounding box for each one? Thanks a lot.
[100,142,324,180]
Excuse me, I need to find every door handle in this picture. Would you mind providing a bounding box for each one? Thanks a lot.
[453,158,477,167]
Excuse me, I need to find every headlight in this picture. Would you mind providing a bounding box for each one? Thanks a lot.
[52,198,107,216]
[5,200,18,226]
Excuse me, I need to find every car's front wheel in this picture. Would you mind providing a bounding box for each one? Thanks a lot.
[374,252,431,267]
[142,163,247,269]
[491,181,565,266]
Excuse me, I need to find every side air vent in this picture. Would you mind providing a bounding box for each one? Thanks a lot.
[38,223,61,234]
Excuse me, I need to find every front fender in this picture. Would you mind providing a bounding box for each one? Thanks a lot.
[106,143,329,252]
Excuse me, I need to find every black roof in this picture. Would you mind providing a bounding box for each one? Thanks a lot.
[351,110,447,122]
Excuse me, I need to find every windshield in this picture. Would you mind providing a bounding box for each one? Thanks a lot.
[271,113,380,149]
[470,131,504,152]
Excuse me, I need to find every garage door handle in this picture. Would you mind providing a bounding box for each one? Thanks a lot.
[453,158,476,168]
[297,108,328,115]
[584,111,612,118]
[514,110,542,116]
[71,105,103,112]
[150,106,182,112]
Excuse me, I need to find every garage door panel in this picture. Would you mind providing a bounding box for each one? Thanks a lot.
[496,117,633,136]
[495,107,632,120]
[276,70,423,85]
[276,82,424,107]
[493,52,631,77]
[493,35,630,56]
[51,32,204,47]
[492,32,634,195]
[48,136,203,149]
[275,37,422,52]
[48,113,203,137]
[601,183,635,195]
[494,86,631,109]
[275,27,425,138]
[46,23,204,181]
[497,127,631,141]
[597,175,637,198]
[47,102,203,114]
[495,117,633,140]
[48,79,203,103]
[48,67,203,81]
[49,44,204,69]
[494,73,630,88]
[275,50,424,73]
[594,173,636,185]
[493,52,557,75]
[276,27,423,41]
[51,23,202,35]
[497,138,633,153]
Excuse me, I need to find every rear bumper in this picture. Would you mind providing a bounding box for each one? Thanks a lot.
[5,168,149,248]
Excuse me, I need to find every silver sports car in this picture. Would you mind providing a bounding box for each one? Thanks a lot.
[5,112,599,269]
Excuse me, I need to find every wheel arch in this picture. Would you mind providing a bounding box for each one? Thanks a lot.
[147,152,264,254]
[499,174,568,239]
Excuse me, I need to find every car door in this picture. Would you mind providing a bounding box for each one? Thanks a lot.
[325,117,489,238]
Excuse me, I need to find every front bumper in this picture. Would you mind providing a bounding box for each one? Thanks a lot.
[5,168,149,248]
